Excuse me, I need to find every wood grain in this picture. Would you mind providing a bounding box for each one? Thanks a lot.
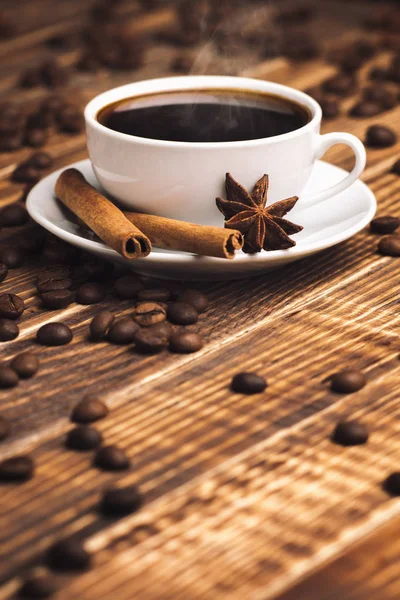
[0,1,400,598]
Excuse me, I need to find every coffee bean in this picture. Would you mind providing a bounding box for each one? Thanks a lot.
[40,290,75,310]
[36,266,72,284]
[36,323,73,346]
[370,216,400,234]
[137,288,171,302]
[1,246,25,268]
[0,293,25,319]
[391,159,400,175]
[26,128,47,148]
[167,302,198,325]
[0,203,29,227]
[108,318,138,345]
[332,420,369,446]
[0,318,19,341]
[11,352,39,378]
[19,230,45,254]
[369,66,389,81]
[100,484,142,516]
[366,124,397,147]
[12,163,40,184]
[0,263,7,283]
[20,67,42,88]
[133,302,167,327]
[363,86,398,109]
[323,74,355,96]
[147,321,173,339]
[350,100,382,118]
[330,369,366,393]
[65,426,102,451]
[383,472,400,496]
[77,52,101,72]
[81,259,114,282]
[114,274,143,299]
[0,366,19,388]
[169,331,203,353]
[41,60,69,88]
[36,277,73,294]
[46,538,91,571]
[18,573,57,598]
[0,131,24,152]
[0,455,33,482]
[339,53,364,73]
[230,372,267,394]
[178,289,209,313]
[320,97,340,119]
[133,327,169,354]
[43,241,80,265]
[94,445,130,471]
[89,311,115,341]
[71,396,108,424]
[76,282,106,305]
[0,416,10,441]
[57,105,84,133]
[378,235,400,256]
[27,151,53,169]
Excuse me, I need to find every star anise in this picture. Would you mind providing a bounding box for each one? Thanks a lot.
[216,173,303,253]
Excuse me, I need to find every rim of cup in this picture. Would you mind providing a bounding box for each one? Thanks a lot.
[84,75,322,149]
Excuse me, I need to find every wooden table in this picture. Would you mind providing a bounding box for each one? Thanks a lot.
[1,1,400,598]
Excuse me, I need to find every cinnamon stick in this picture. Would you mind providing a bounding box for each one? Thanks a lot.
[124,212,243,259]
[55,169,151,259]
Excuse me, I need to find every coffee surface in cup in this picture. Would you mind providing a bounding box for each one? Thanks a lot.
[97,89,310,143]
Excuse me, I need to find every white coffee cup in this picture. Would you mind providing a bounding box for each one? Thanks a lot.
[85,75,366,226]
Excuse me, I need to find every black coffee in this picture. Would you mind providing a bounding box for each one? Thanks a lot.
[97,89,310,143]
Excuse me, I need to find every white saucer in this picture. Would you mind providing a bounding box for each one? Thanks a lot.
[26,159,376,281]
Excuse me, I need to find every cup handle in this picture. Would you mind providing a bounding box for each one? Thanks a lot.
[305,132,367,204]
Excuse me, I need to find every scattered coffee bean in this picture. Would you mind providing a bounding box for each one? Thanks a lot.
[18,230,45,254]
[18,573,57,598]
[76,282,106,305]
[19,67,42,88]
[350,100,382,117]
[36,323,73,346]
[366,124,397,147]
[65,426,102,451]
[370,216,400,234]
[0,246,25,268]
[167,302,198,325]
[40,289,75,309]
[0,293,25,319]
[137,288,171,302]
[178,289,209,313]
[100,484,142,516]
[391,159,400,175]
[41,60,69,89]
[133,327,169,354]
[133,302,167,327]
[383,472,400,496]
[378,235,400,256]
[12,163,40,184]
[0,455,33,482]
[0,203,28,227]
[369,66,388,81]
[94,445,130,471]
[320,97,340,119]
[0,366,19,388]
[25,128,47,148]
[10,352,39,378]
[0,263,7,283]
[363,86,397,109]
[43,241,80,265]
[46,538,91,571]
[81,259,114,282]
[36,277,73,294]
[27,151,53,169]
[108,318,138,345]
[147,321,173,339]
[230,372,267,394]
[57,105,84,133]
[0,131,24,152]
[0,416,10,441]
[89,311,115,341]
[0,318,19,341]
[114,274,143,299]
[330,369,366,393]
[36,266,72,284]
[169,331,204,354]
[323,74,355,96]
[71,396,108,424]
[332,420,369,446]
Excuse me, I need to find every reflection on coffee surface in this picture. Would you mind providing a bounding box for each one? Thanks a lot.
[97,89,310,143]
